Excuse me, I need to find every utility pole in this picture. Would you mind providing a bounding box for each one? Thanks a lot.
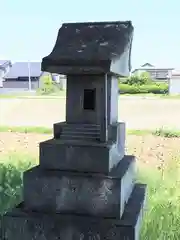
[28,60,31,91]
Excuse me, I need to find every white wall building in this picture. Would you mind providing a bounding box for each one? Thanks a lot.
[132,63,174,82]
[169,69,180,95]
[54,74,67,90]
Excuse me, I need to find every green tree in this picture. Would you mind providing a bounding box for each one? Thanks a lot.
[139,71,152,85]
[119,71,152,86]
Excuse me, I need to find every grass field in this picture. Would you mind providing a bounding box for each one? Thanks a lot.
[1,127,180,239]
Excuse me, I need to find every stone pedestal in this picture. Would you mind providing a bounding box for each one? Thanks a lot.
[2,184,145,240]
[1,21,146,239]
[1,123,146,240]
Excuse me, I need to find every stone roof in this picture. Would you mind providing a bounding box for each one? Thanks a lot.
[42,21,134,76]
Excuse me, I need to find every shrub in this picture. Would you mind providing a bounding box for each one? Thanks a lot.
[118,83,144,94]
[141,83,168,94]
[120,72,153,86]
[37,75,61,95]
[153,128,180,138]
[0,153,36,214]
[119,83,168,94]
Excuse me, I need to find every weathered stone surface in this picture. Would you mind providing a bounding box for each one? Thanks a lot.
[41,21,133,76]
[24,155,136,219]
[53,122,101,141]
[1,20,147,240]
[40,122,125,172]
[40,139,116,173]
[109,122,126,168]
[64,75,120,136]
[2,184,146,240]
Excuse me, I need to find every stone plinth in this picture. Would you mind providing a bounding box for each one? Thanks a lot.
[40,122,125,173]
[2,184,146,240]
[23,155,135,218]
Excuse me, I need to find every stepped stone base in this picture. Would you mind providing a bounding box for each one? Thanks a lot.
[40,139,125,173]
[2,184,146,240]
[40,122,125,173]
[53,122,125,144]
[23,155,136,218]
[53,122,101,141]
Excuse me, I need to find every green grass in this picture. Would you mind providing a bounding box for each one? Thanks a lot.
[1,125,180,138]
[153,128,180,138]
[0,152,37,214]
[0,93,164,99]
[122,93,180,99]
[0,125,52,134]
[122,93,162,97]
[160,94,180,99]
[138,156,180,239]
[127,129,152,136]
[128,128,180,138]
[0,152,180,239]
[1,91,180,99]
[0,90,66,99]
[0,92,34,99]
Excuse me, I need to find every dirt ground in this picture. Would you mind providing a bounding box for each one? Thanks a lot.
[1,132,180,168]
[1,97,180,130]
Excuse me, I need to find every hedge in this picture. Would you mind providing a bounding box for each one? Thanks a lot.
[119,83,168,94]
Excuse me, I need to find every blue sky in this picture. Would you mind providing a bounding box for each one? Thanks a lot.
[1,0,180,69]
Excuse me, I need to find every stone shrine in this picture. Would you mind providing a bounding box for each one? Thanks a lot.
[1,21,146,239]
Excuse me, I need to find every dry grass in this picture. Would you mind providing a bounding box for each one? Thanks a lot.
[1,132,180,169]
[0,132,51,159]
[1,132,180,239]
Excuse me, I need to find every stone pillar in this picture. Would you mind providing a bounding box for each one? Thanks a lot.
[100,73,108,142]
[1,21,147,240]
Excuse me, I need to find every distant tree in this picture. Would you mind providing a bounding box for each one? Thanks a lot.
[119,71,152,85]
[139,72,152,85]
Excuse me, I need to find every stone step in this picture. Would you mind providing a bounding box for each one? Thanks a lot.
[61,130,100,136]
[2,184,147,240]
[53,122,101,140]
[54,122,100,130]
[62,124,100,130]
[61,128,100,133]
[23,155,136,219]
[60,129,100,141]
[60,134,100,141]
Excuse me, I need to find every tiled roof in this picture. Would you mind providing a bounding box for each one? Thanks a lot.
[0,60,8,65]
[0,60,11,69]
[5,62,42,79]
[132,63,174,73]
[141,63,154,68]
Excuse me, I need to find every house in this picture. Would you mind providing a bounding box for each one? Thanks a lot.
[2,61,67,90]
[3,62,42,89]
[53,74,67,90]
[169,69,180,95]
[0,60,12,87]
[132,63,174,81]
